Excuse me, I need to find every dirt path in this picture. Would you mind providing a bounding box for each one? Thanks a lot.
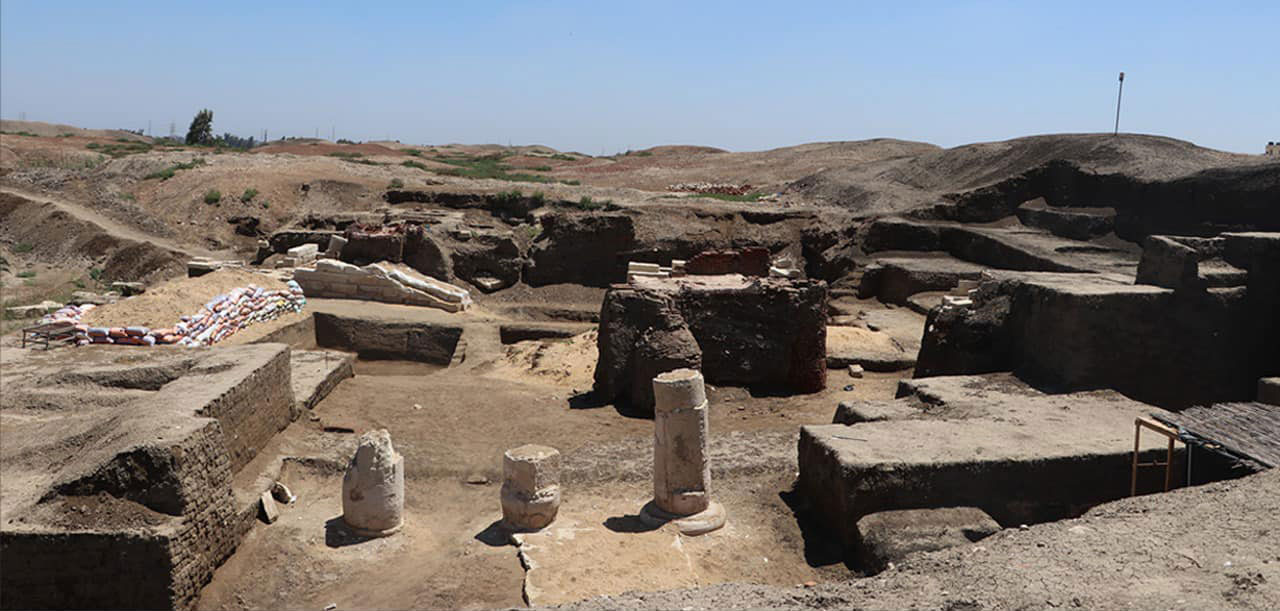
[0,186,225,260]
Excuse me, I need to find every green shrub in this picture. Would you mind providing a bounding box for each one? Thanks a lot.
[203,189,222,204]
[73,279,85,289]
[328,151,363,159]
[144,157,205,180]
[85,142,101,149]
[261,200,271,209]
[531,165,552,172]
[401,160,428,170]
[13,243,34,253]
[530,191,546,207]
[388,178,404,189]
[566,196,615,211]
[89,268,102,281]
[17,270,36,278]
[490,190,523,207]
[240,187,258,203]
[120,192,136,202]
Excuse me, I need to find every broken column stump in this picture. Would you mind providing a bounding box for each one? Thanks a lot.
[639,368,726,535]
[500,444,562,531]
[342,429,405,537]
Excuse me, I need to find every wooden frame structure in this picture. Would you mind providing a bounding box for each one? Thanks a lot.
[1131,416,1181,496]
[20,322,78,350]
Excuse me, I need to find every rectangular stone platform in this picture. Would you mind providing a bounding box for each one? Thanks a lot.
[799,374,1178,547]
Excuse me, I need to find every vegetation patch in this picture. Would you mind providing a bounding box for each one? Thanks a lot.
[13,243,34,254]
[564,195,617,211]
[203,189,222,204]
[685,191,766,202]
[240,187,259,203]
[430,153,578,184]
[144,157,206,180]
[388,178,404,189]
[401,160,428,170]
[328,151,364,159]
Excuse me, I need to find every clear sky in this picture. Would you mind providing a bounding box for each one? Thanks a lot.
[2,1,1276,154]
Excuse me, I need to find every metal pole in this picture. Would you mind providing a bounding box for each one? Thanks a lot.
[1114,72,1125,135]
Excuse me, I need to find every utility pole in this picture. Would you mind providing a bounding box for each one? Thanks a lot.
[147,119,152,137]
[331,125,335,141]
[1114,71,1125,136]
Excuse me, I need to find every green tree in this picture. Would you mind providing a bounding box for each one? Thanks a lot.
[185,109,214,145]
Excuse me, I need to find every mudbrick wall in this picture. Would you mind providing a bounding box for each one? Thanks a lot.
[314,311,464,365]
[942,160,1280,239]
[594,277,827,413]
[191,346,294,472]
[916,234,1280,408]
[2,420,241,610]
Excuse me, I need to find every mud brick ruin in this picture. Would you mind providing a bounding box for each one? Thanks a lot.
[2,125,1278,609]
[594,274,827,412]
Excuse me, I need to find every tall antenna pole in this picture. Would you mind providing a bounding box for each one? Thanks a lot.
[1114,71,1125,136]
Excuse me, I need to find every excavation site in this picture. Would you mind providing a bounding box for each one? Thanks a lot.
[2,122,1277,610]
[1,6,1278,608]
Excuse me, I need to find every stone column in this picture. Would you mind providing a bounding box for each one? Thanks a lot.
[642,368,726,535]
[500,444,561,531]
[342,429,405,537]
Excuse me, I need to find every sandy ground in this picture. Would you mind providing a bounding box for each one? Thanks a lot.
[195,296,908,609]
[556,466,1280,610]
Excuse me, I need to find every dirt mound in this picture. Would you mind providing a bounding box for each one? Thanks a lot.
[786,133,1268,214]
[0,191,185,284]
[488,330,598,389]
[1,120,150,142]
[555,139,939,191]
[82,268,287,329]
[253,141,407,158]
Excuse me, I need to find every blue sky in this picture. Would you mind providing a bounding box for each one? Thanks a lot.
[2,1,1276,153]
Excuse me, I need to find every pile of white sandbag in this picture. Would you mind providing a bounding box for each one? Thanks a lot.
[47,281,306,347]
[173,280,306,346]
[37,303,97,326]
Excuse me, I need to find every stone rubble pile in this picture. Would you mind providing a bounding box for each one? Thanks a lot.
[666,182,754,195]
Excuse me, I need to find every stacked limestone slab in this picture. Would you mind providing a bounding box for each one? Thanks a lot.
[293,259,472,313]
